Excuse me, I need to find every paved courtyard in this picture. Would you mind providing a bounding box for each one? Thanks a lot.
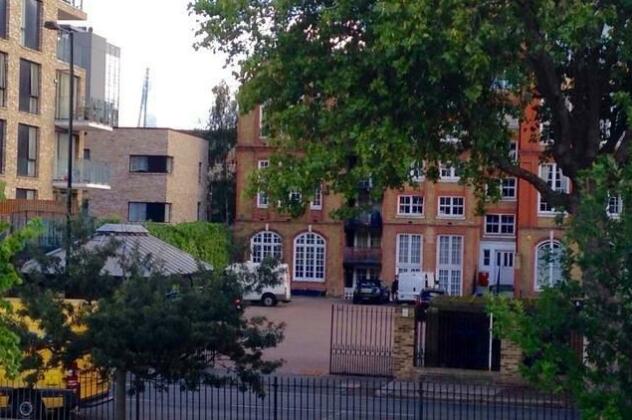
[246,296,344,375]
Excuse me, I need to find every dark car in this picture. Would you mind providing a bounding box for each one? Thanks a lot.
[352,279,390,304]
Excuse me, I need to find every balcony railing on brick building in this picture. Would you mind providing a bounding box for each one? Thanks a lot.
[53,160,111,190]
[60,0,83,10]
[343,247,382,265]
[344,209,382,230]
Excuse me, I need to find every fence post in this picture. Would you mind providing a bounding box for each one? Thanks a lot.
[392,305,416,380]
[273,376,278,420]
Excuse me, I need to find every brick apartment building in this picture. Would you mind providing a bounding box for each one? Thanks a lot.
[0,0,117,214]
[86,128,209,224]
[234,105,584,299]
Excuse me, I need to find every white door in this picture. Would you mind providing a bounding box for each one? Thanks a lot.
[437,235,463,296]
[480,244,515,287]
[396,234,422,274]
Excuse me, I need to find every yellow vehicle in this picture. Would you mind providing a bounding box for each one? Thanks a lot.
[0,299,110,419]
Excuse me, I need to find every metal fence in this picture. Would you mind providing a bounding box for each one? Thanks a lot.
[0,375,579,419]
[329,304,395,376]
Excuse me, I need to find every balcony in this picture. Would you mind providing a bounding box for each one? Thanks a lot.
[343,247,382,266]
[56,99,118,132]
[57,0,87,20]
[53,160,111,190]
[344,209,382,231]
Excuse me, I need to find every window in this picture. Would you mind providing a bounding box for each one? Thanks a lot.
[509,142,518,161]
[17,124,38,177]
[250,231,283,263]
[289,191,302,203]
[485,214,516,235]
[439,164,461,182]
[398,195,424,216]
[19,60,40,114]
[256,160,269,208]
[55,71,79,119]
[535,240,563,290]
[293,232,326,282]
[438,196,465,218]
[482,249,491,266]
[0,53,6,107]
[310,186,322,210]
[21,0,41,50]
[16,188,36,200]
[259,104,270,138]
[128,202,171,223]
[396,234,422,273]
[0,119,4,174]
[437,235,463,296]
[0,0,7,38]
[409,161,424,183]
[198,162,203,184]
[607,195,623,218]
[197,202,202,221]
[83,149,91,160]
[501,178,517,200]
[538,163,570,214]
[129,155,173,173]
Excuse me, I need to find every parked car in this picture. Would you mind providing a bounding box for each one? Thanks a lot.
[228,262,292,307]
[415,288,447,312]
[352,279,390,304]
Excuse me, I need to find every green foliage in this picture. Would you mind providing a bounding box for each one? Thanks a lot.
[146,222,232,270]
[190,0,632,215]
[490,157,632,419]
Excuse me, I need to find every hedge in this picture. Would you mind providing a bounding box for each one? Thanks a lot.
[145,222,232,270]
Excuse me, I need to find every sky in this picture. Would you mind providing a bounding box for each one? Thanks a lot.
[82,0,236,129]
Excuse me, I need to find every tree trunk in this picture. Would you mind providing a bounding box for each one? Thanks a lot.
[114,369,127,420]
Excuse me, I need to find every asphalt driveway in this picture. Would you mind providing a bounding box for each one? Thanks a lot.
[245,296,343,376]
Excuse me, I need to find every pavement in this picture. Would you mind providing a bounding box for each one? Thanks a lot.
[245,296,343,376]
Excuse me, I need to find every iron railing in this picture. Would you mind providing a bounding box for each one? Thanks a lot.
[54,160,111,187]
[0,374,578,419]
[343,247,382,265]
[56,98,119,128]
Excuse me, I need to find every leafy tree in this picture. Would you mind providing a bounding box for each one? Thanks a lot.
[490,158,632,419]
[0,183,41,377]
[190,0,632,214]
[198,80,238,224]
[16,232,284,420]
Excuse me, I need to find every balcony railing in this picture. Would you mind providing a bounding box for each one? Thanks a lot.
[56,98,119,129]
[344,209,382,230]
[60,0,84,10]
[343,247,382,265]
[54,160,111,189]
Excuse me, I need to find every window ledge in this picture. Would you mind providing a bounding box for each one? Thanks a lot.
[437,215,466,220]
[396,214,425,219]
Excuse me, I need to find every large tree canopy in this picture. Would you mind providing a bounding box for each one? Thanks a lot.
[191,0,632,213]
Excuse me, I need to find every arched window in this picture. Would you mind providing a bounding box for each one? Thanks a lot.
[250,231,282,263]
[293,232,326,282]
[535,240,564,290]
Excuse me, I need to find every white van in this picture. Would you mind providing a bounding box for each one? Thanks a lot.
[396,272,437,303]
[229,262,291,307]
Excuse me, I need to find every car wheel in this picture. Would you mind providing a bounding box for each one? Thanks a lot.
[12,392,42,419]
[261,294,277,307]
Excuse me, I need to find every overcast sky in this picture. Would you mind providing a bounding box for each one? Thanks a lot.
[82,0,236,129]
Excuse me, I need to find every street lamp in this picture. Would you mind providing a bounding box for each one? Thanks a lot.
[45,21,75,272]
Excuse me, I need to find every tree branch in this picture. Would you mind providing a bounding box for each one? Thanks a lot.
[498,161,572,210]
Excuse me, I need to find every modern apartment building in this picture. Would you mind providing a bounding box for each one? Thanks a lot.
[85,128,209,224]
[0,0,111,209]
[234,106,567,298]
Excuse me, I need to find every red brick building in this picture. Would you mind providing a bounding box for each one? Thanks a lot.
[234,106,571,298]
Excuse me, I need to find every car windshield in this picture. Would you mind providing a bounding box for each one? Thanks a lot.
[359,280,380,288]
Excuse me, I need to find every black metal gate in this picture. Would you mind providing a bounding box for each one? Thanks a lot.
[414,308,501,371]
[329,304,395,376]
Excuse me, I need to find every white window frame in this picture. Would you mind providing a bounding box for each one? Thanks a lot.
[293,232,326,282]
[500,177,517,201]
[310,186,323,210]
[534,240,563,291]
[607,195,623,218]
[250,231,283,263]
[537,163,570,216]
[439,163,461,182]
[437,235,464,296]
[397,195,424,217]
[509,141,518,161]
[259,104,269,139]
[437,196,465,219]
[395,233,423,274]
[256,160,269,208]
[484,214,516,236]
[409,161,424,183]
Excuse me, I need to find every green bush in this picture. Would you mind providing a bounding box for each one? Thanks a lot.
[145,222,232,270]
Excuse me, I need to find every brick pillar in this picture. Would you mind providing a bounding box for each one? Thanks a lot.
[500,339,522,376]
[392,305,416,380]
